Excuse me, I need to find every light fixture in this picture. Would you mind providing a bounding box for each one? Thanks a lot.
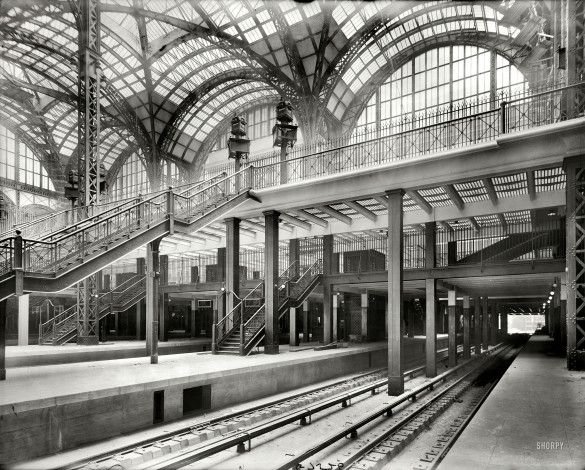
[553,283,557,288]
[550,290,555,296]
[547,209,556,217]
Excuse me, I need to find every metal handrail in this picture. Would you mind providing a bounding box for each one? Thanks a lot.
[216,280,264,346]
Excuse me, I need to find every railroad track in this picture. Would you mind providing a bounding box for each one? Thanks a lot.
[274,342,521,470]
[73,349,460,470]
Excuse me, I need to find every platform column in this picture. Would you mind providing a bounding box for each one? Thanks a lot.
[160,293,169,342]
[332,293,338,343]
[322,234,333,344]
[0,299,6,380]
[136,257,145,340]
[264,210,280,354]
[159,255,169,342]
[146,238,162,363]
[303,300,309,343]
[447,290,457,367]
[425,278,437,377]
[553,277,561,347]
[462,295,470,359]
[361,293,368,340]
[18,294,29,346]
[424,222,437,376]
[225,218,240,327]
[474,297,481,354]
[386,189,404,395]
[482,297,489,350]
[560,275,567,355]
[289,307,298,346]
[501,309,508,337]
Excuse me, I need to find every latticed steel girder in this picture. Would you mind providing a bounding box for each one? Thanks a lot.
[73,0,101,344]
[565,159,585,370]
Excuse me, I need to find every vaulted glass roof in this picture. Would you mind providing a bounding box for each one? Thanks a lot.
[0,0,554,185]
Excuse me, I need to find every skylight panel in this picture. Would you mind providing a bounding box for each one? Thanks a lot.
[285,9,303,26]
[262,21,276,36]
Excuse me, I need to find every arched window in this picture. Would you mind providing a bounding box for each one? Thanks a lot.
[0,124,55,191]
[110,152,150,200]
[353,46,528,136]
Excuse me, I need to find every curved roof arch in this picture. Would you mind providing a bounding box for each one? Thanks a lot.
[192,95,281,177]
[339,35,529,135]
[169,79,278,162]
[326,2,529,126]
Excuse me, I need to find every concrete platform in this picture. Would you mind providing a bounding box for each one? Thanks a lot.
[0,341,383,464]
[5,338,211,367]
[440,335,585,470]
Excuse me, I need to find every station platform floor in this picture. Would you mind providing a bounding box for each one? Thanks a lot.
[5,338,211,367]
[440,335,585,470]
[1,339,402,463]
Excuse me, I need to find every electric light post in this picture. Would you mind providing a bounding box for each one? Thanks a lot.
[272,99,298,184]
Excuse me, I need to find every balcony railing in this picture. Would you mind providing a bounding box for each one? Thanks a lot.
[249,82,584,189]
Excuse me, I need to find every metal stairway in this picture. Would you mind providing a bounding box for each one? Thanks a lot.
[214,259,322,355]
[0,169,257,301]
[38,274,146,345]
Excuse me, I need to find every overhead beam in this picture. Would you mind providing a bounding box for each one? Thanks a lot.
[155,190,565,256]
[482,178,498,205]
[373,195,389,208]
[438,221,454,234]
[469,217,481,233]
[322,259,565,284]
[345,200,377,221]
[279,213,311,231]
[319,205,352,225]
[443,185,464,210]
[291,209,328,228]
[406,190,433,215]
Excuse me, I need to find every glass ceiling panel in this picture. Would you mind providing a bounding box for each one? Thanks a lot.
[173,81,277,159]
[153,38,252,105]
[331,3,520,118]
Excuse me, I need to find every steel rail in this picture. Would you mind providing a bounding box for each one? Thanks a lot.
[142,348,466,470]
[62,367,385,470]
[273,343,506,470]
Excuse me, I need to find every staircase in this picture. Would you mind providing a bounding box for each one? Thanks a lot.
[38,274,147,345]
[214,259,322,355]
[456,229,562,265]
[0,168,257,301]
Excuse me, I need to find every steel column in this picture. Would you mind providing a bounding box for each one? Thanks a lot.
[264,210,280,354]
[482,297,489,350]
[565,156,585,369]
[361,293,368,340]
[425,278,437,377]
[18,294,29,346]
[0,299,6,380]
[386,189,404,395]
[463,295,471,359]
[448,290,457,367]
[146,238,161,362]
[323,234,333,344]
[75,0,102,346]
[303,300,309,343]
[225,217,240,327]
[474,297,482,354]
